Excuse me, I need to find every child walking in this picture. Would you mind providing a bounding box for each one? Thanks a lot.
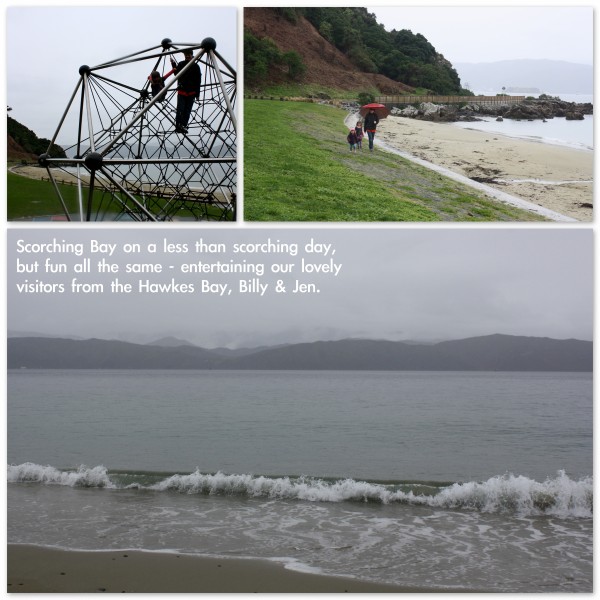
[355,120,364,150]
[347,128,358,152]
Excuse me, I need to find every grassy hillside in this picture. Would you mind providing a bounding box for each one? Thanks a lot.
[243,100,543,222]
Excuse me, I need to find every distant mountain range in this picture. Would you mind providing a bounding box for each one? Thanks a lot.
[455,59,593,95]
[7,334,592,372]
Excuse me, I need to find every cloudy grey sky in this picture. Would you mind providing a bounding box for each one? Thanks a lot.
[372,6,593,65]
[7,228,593,348]
[6,6,237,143]
[5,4,592,141]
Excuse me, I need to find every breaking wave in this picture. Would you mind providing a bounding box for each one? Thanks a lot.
[8,462,114,488]
[8,463,592,519]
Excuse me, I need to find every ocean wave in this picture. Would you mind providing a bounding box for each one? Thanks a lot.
[7,462,114,488]
[7,463,592,518]
[431,471,592,518]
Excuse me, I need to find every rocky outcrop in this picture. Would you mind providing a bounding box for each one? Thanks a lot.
[391,96,593,123]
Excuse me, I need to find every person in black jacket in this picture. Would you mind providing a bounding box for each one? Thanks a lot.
[170,49,201,133]
[346,128,358,152]
[363,108,379,151]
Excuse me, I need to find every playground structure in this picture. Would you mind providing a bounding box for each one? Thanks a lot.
[39,37,237,221]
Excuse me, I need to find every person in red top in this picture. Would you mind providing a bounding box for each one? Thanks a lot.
[170,48,201,133]
[148,68,174,102]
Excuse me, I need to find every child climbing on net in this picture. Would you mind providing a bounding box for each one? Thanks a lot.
[148,68,174,101]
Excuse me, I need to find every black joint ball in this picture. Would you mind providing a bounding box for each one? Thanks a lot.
[84,152,103,171]
[140,89,150,99]
[201,37,217,51]
[38,153,50,167]
[79,65,91,76]
[161,38,172,49]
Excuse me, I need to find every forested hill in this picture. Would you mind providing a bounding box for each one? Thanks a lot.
[244,7,469,95]
[7,115,66,162]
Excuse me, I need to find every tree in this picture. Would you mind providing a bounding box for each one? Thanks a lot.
[244,29,306,85]
[318,21,334,43]
[282,51,306,80]
[357,91,375,105]
[244,30,280,85]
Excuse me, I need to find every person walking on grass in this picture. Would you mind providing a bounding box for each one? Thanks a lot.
[170,48,201,133]
[363,108,379,151]
[355,120,364,150]
[347,128,358,152]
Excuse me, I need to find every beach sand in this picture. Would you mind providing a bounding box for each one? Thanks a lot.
[7,544,466,593]
[375,116,593,222]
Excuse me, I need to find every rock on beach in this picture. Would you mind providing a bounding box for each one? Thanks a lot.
[391,96,593,123]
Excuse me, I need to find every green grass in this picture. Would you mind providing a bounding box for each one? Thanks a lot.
[244,100,545,222]
[245,84,376,101]
[7,170,233,221]
[7,171,79,220]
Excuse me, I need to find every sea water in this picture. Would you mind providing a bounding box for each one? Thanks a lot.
[453,115,593,151]
[455,93,593,151]
[7,369,593,592]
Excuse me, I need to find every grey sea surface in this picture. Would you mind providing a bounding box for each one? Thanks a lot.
[7,369,593,592]
[454,92,593,150]
[453,114,593,151]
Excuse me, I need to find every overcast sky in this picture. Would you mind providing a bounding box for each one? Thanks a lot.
[6,6,237,143]
[7,228,593,348]
[372,6,593,65]
[5,4,592,140]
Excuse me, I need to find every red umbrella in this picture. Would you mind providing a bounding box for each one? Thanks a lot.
[359,103,390,119]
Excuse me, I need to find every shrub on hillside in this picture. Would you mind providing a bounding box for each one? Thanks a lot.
[244,29,307,85]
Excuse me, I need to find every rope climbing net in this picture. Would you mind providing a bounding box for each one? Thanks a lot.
[39,37,237,222]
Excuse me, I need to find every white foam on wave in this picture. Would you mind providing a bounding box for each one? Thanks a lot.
[7,462,115,488]
[430,471,592,518]
[152,471,389,503]
[8,464,592,518]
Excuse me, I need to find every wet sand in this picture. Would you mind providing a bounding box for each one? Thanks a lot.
[374,116,593,222]
[7,544,471,593]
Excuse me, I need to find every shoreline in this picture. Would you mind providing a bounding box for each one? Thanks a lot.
[7,544,474,593]
[365,115,593,221]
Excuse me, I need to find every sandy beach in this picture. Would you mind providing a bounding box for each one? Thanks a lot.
[7,544,465,593]
[375,116,593,221]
